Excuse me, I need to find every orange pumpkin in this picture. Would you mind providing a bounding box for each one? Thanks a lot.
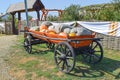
[46,30,55,33]
[39,29,47,32]
[48,31,56,34]
[59,32,67,37]
[40,25,48,31]
[69,33,76,37]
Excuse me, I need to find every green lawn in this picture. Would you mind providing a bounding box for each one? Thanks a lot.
[7,35,120,80]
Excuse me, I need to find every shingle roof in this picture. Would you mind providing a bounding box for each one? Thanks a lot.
[7,0,45,13]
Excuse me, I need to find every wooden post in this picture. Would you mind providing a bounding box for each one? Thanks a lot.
[18,12,21,34]
[11,12,16,35]
[36,10,40,26]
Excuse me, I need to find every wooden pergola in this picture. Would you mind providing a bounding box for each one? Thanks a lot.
[6,0,63,35]
[6,0,45,35]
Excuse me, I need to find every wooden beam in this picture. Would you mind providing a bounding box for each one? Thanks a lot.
[11,12,16,34]
[36,10,40,26]
[18,12,21,34]
[18,12,21,20]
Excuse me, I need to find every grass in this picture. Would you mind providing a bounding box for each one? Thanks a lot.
[6,35,120,80]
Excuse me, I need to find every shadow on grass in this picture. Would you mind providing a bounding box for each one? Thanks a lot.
[31,48,54,54]
[69,56,120,79]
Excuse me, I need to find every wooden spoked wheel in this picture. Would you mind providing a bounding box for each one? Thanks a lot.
[82,40,103,64]
[24,35,32,54]
[54,42,75,73]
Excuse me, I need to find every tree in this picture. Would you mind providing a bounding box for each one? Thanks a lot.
[60,4,81,21]
[47,15,58,21]
[111,0,120,21]
[112,0,120,12]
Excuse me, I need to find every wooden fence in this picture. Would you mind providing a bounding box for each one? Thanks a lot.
[5,21,13,35]
[96,33,120,51]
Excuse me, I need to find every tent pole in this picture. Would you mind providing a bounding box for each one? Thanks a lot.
[24,0,29,28]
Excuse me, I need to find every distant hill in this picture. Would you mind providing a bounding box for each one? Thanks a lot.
[80,3,113,11]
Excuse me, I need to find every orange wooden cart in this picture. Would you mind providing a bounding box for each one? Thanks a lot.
[23,29,103,73]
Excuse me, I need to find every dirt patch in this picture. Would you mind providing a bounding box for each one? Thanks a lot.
[9,69,26,80]
[56,71,63,77]
[19,57,37,64]
[37,76,49,80]
[0,35,17,80]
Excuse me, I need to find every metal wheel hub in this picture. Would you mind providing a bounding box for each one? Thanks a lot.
[59,54,66,60]
[89,49,95,54]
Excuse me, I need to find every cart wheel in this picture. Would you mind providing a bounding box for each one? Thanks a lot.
[82,40,103,64]
[46,43,55,49]
[24,37,32,54]
[54,42,75,73]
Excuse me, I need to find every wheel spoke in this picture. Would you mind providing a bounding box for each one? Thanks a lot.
[94,50,101,52]
[93,54,100,59]
[66,58,73,67]
[66,57,73,60]
[66,49,71,56]
[89,55,92,63]
[56,50,63,55]
[84,54,89,59]
[65,60,69,71]
[93,44,98,50]
[57,60,62,65]
[62,61,65,70]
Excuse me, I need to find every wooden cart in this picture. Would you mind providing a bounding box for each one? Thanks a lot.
[23,28,103,73]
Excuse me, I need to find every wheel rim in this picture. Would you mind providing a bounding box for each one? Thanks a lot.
[24,38,32,54]
[54,42,75,73]
[82,40,103,64]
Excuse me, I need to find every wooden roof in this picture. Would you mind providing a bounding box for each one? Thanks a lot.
[6,0,45,13]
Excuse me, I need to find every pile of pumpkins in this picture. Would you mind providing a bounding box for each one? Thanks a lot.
[39,21,92,37]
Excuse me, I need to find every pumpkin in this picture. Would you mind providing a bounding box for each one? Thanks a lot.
[70,27,92,36]
[46,30,55,33]
[48,25,55,31]
[69,32,76,37]
[41,21,52,27]
[48,31,56,34]
[59,24,73,32]
[54,24,73,34]
[63,28,71,34]
[39,25,48,31]
[39,29,47,32]
[59,32,67,37]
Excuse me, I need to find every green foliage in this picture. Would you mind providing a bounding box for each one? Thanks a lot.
[28,15,33,20]
[95,8,115,21]
[7,14,12,21]
[47,15,58,21]
[112,0,120,12]
[60,4,81,21]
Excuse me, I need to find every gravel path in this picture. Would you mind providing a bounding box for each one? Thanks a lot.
[0,35,17,80]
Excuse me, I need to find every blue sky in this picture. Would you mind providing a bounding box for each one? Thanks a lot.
[0,0,112,19]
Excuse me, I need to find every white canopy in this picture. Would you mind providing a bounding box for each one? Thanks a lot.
[52,21,120,37]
